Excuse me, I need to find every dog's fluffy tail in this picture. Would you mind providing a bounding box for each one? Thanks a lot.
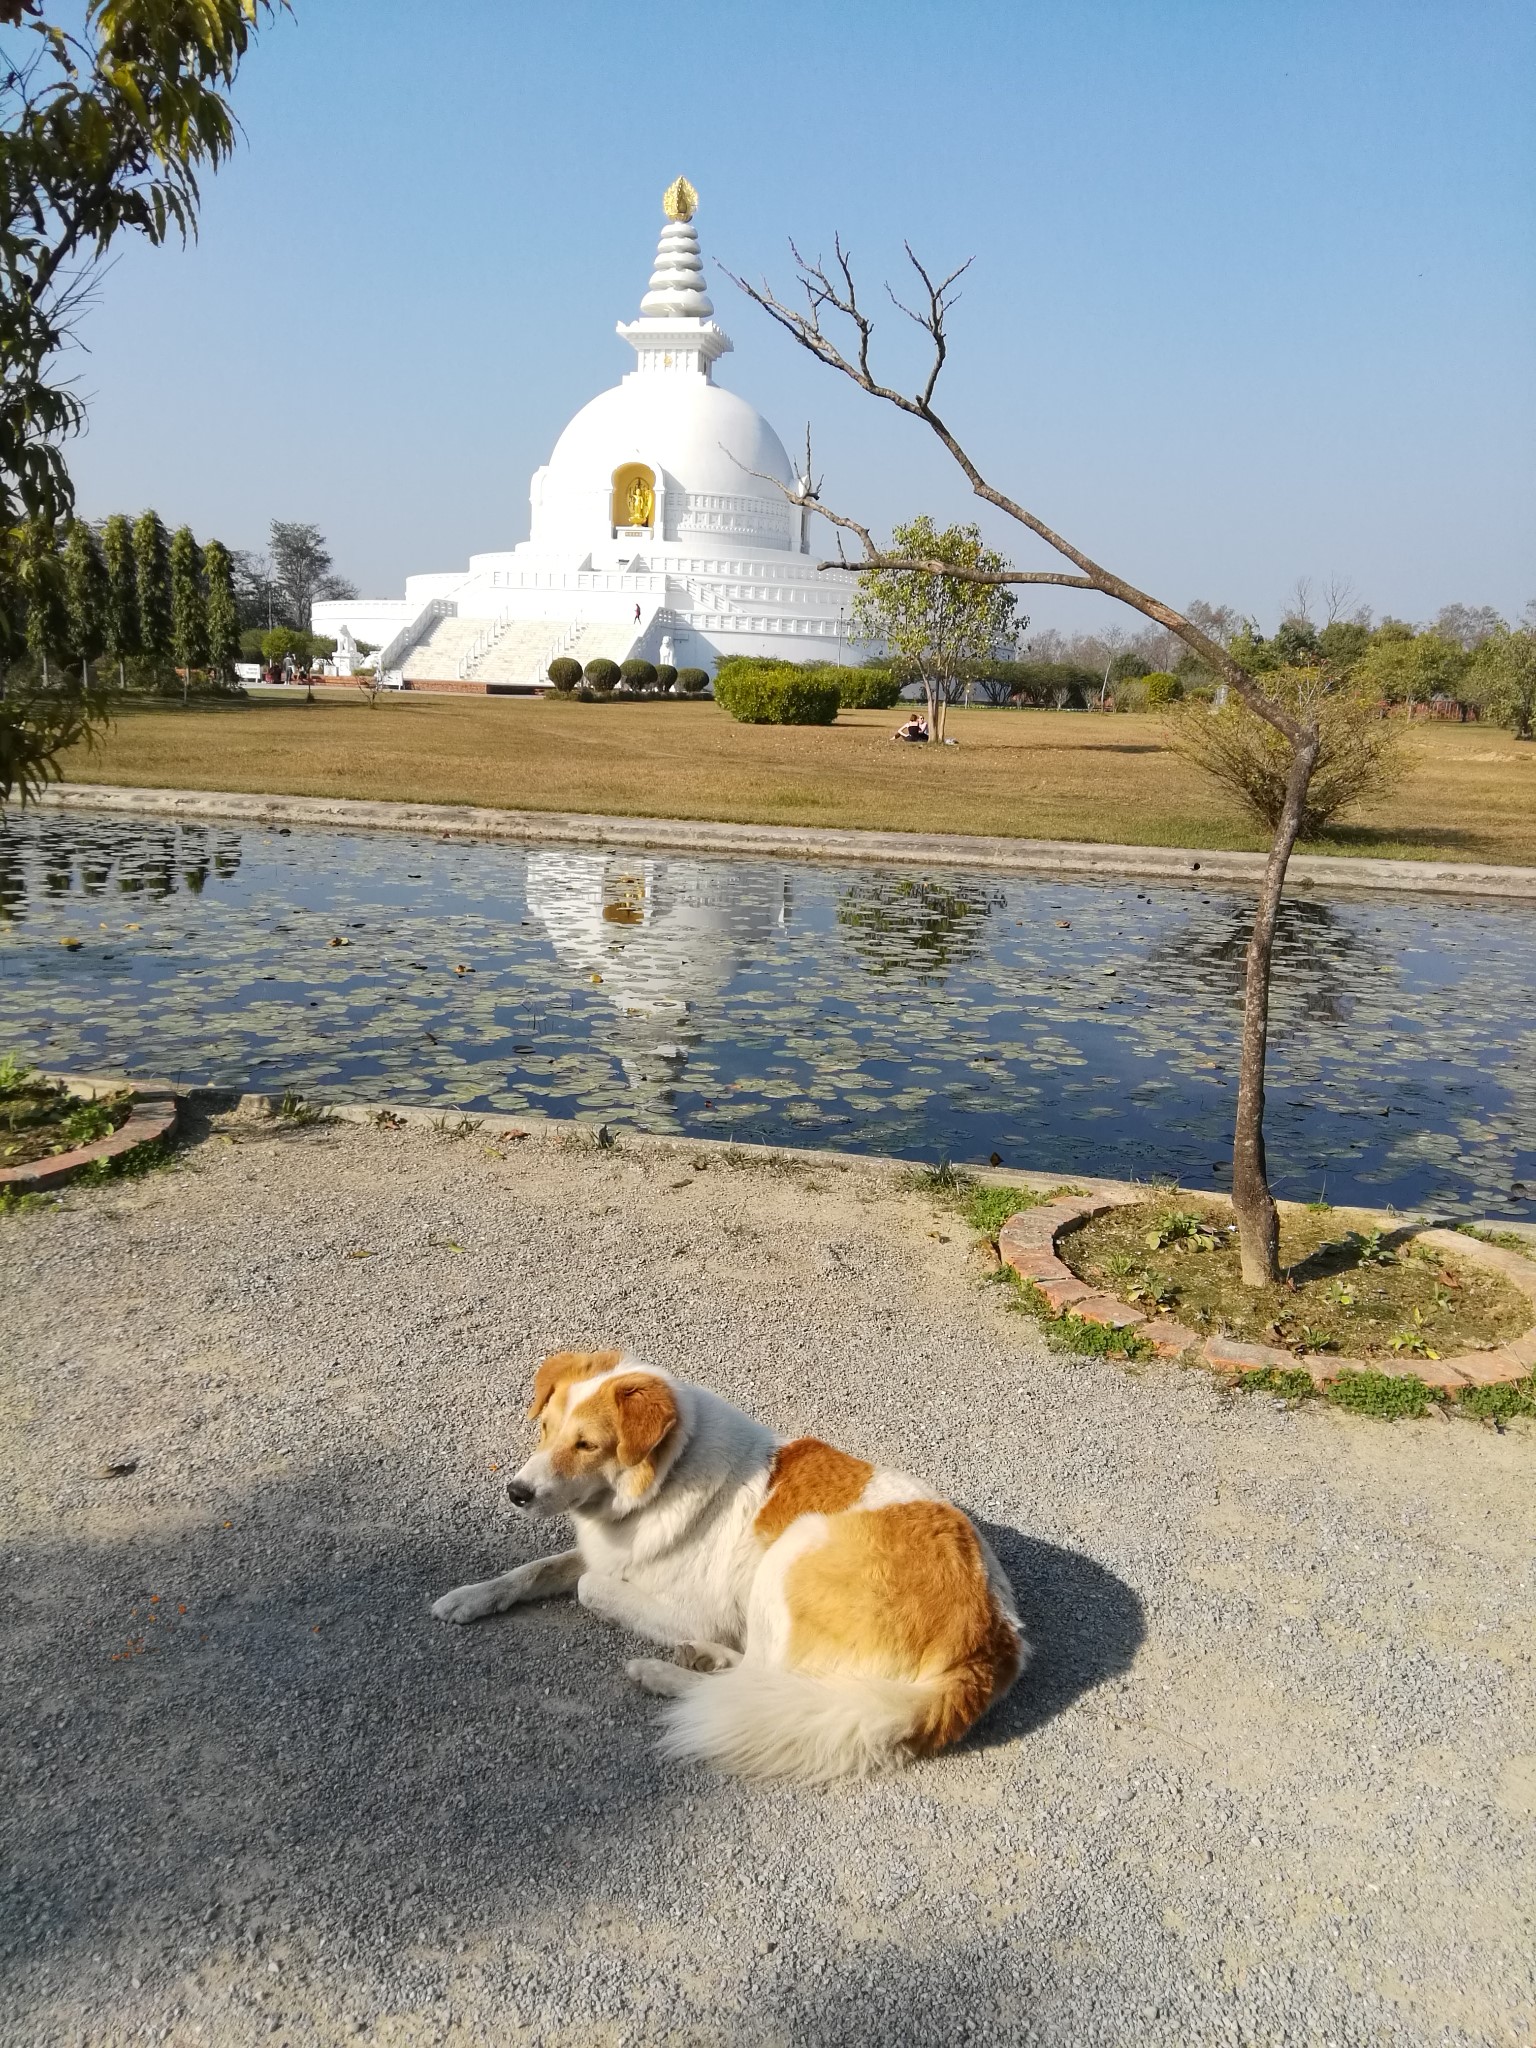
[656,1666,944,1782]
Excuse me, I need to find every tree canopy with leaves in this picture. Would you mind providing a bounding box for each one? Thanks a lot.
[0,0,284,534]
[850,516,1015,741]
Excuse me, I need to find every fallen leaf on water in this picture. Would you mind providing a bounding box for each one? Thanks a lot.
[589,973,603,984]
[454,963,474,975]
[327,936,351,948]
[60,937,82,950]
[1055,920,1071,929]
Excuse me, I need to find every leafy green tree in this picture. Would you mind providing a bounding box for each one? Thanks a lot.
[20,520,65,683]
[268,520,354,629]
[0,1,282,536]
[1316,618,1372,674]
[133,510,171,681]
[1469,629,1536,740]
[850,516,1015,740]
[62,519,108,685]
[202,538,239,680]
[100,512,140,685]
[259,626,308,670]
[169,525,207,695]
[1352,630,1469,706]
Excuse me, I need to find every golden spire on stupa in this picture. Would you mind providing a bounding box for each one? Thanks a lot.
[662,176,698,223]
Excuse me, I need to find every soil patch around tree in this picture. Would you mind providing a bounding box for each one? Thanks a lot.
[1060,1198,1529,1361]
[0,1060,132,1171]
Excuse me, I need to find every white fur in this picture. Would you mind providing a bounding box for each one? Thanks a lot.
[431,1355,1023,1779]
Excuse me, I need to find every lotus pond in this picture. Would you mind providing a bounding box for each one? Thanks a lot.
[2,810,1532,1219]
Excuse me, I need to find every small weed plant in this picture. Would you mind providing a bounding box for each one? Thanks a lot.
[277,1091,331,1127]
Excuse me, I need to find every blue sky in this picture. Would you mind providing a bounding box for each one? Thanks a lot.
[64,0,1535,634]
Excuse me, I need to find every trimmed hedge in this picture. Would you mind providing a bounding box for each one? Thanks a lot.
[713,658,840,725]
[676,668,709,695]
[655,663,678,692]
[1143,671,1184,706]
[833,666,902,710]
[714,655,898,714]
[584,658,619,693]
[620,659,658,691]
[547,656,582,691]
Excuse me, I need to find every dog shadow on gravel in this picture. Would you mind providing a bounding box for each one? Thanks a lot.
[968,1520,1146,1748]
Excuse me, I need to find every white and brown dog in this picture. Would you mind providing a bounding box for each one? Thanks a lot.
[432,1350,1026,1780]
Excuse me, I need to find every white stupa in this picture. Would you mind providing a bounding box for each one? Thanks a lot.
[315,178,858,690]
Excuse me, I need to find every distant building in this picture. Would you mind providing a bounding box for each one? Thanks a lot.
[313,179,857,691]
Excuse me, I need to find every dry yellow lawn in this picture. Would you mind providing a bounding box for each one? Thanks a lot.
[58,691,1536,865]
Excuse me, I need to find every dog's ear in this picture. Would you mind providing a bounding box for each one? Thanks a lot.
[528,1349,621,1419]
[608,1372,678,1470]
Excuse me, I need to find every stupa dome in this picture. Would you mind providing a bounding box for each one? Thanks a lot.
[528,183,798,555]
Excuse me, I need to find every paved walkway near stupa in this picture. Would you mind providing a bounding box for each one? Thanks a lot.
[4,1113,1533,2046]
[41,779,1536,898]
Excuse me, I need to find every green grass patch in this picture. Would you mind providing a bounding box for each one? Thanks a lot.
[899,1161,1086,1241]
[1324,1369,1448,1420]
[1231,1365,1319,1402]
[1457,1375,1536,1423]
[1008,1277,1154,1361]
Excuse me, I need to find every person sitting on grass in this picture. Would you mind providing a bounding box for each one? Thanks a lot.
[891,711,930,743]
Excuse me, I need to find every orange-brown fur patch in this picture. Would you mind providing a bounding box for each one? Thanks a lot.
[783,1501,1021,1756]
[551,1370,679,1495]
[754,1437,874,1542]
[528,1349,623,1421]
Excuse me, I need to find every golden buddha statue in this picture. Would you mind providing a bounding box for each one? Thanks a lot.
[627,474,654,527]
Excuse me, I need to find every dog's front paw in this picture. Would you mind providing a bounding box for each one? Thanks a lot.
[431,1579,505,1626]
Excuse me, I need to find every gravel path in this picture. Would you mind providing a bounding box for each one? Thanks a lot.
[4,1115,1533,2047]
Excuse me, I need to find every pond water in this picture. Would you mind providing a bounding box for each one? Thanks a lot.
[2,810,1532,1218]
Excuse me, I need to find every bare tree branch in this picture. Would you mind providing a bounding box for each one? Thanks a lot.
[720,242,1314,751]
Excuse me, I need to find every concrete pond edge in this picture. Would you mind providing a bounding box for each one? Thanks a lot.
[0,1083,178,1192]
[999,1193,1536,1390]
[36,781,1536,900]
[32,1069,1536,1391]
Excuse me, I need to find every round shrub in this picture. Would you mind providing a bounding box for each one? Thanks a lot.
[547,656,582,692]
[1144,671,1184,706]
[676,668,709,695]
[833,666,902,711]
[713,661,840,726]
[655,664,678,693]
[584,658,620,694]
[620,659,658,692]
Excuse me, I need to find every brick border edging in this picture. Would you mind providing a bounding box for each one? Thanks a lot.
[998,1196,1536,1390]
[0,1084,177,1192]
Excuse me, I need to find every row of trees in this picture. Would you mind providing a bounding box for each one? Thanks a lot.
[4,511,241,696]
[0,0,283,805]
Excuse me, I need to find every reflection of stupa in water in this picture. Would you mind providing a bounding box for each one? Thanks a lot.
[524,851,790,1097]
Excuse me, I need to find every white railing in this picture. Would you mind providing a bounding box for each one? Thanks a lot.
[456,607,520,679]
[375,598,455,677]
[531,621,581,686]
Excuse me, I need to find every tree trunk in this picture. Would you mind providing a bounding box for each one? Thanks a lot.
[1231,733,1320,1284]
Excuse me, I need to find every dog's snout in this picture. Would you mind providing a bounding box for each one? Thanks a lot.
[506,1476,535,1508]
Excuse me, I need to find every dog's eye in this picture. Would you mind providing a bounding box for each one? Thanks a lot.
[573,1437,594,1453]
